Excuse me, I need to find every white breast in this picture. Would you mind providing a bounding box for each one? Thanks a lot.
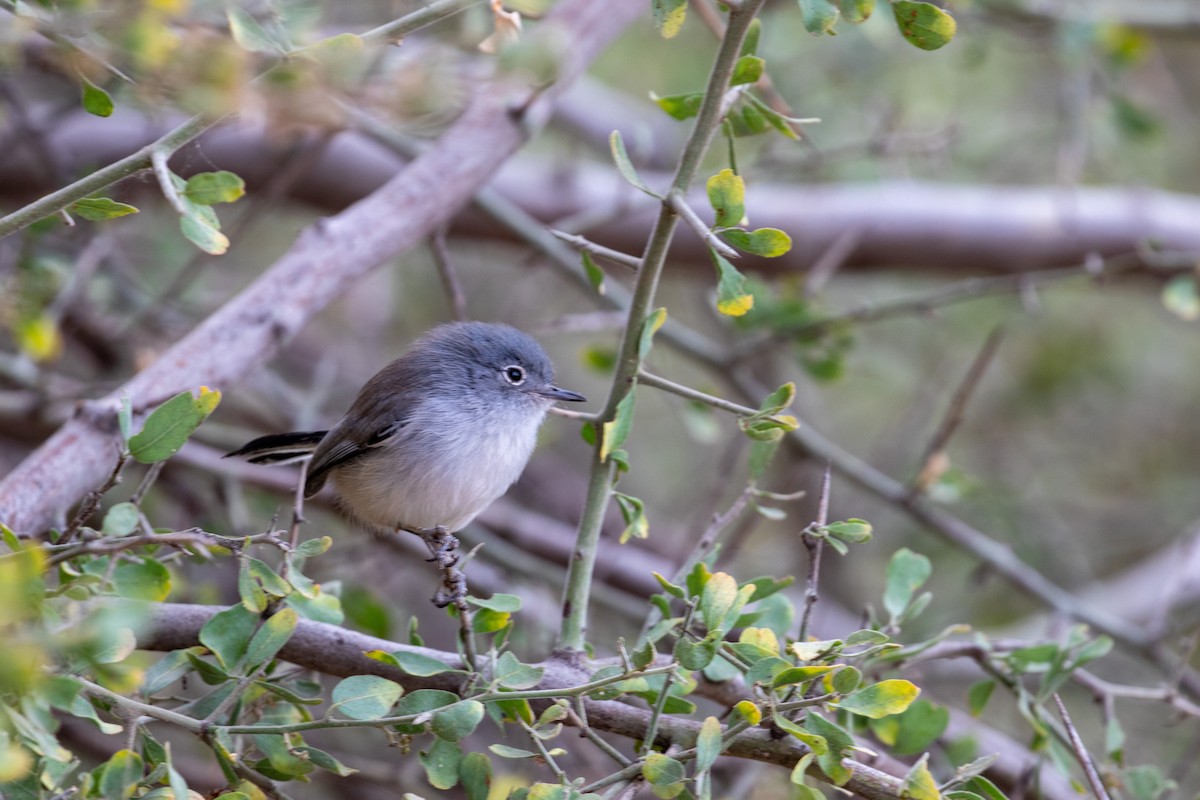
[330,404,548,532]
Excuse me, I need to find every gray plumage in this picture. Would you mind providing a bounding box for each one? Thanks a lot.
[228,322,585,532]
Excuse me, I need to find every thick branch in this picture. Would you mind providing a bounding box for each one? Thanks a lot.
[135,603,904,800]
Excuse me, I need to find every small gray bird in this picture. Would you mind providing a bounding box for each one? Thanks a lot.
[227,322,586,534]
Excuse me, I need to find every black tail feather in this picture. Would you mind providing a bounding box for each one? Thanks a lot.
[225,431,328,464]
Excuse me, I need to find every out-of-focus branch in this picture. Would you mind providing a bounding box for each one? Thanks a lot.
[0,0,647,535]
[4,112,1200,274]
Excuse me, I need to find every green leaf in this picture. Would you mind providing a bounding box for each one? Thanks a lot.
[712,253,754,317]
[253,734,314,778]
[967,679,995,716]
[883,547,931,619]
[720,227,792,257]
[466,593,522,612]
[746,95,803,140]
[838,0,874,22]
[834,679,919,718]
[393,689,460,732]
[693,716,722,773]
[420,738,462,790]
[1124,765,1177,800]
[798,0,839,35]
[227,7,285,54]
[741,18,762,56]
[471,607,510,634]
[142,648,201,694]
[81,78,114,117]
[823,519,873,544]
[179,211,229,255]
[246,558,291,598]
[652,92,704,121]
[614,492,649,543]
[677,632,721,670]
[1161,275,1199,321]
[460,751,492,800]
[582,250,605,294]
[199,604,258,671]
[243,608,297,669]
[891,1,957,51]
[601,388,637,462]
[101,502,139,536]
[297,745,357,776]
[643,753,685,787]
[70,197,139,221]
[331,675,403,720]
[831,665,861,694]
[870,699,949,756]
[296,536,333,557]
[182,171,246,205]
[431,700,485,742]
[638,307,667,361]
[100,749,144,800]
[772,665,835,688]
[706,168,745,228]
[113,559,171,601]
[699,572,738,631]
[730,55,765,86]
[388,650,456,677]
[610,130,657,197]
[804,713,853,785]
[495,651,544,690]
[652,0,688,38]
[285,589,343,624]
[128,387,222,464]
[902,754,941,800]
[772,714,827,755]
[489,744,538,759]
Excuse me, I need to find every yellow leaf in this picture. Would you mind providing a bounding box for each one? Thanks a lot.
[717,292,754,317]
[15,315,62,362]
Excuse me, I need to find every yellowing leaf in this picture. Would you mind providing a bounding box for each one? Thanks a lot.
[600,389,636,462]
[833,678,920,718]
[902,754,941,800]
[15,315,62,362]
[892,1,956,51]
[652,0,688,38]
[713,253,754,317]
[706,168,745,228]
[734,700,761,725]
[739,627,779,655]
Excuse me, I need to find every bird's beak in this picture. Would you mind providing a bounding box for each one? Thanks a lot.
[537,385,587,403]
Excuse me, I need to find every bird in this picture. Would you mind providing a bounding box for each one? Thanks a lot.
[226,321,586,536]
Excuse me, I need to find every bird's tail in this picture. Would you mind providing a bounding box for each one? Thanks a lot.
[225,431,328,465]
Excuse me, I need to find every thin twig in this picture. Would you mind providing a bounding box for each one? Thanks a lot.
[798,464,831,642]
[550,229,642,271]
[1052,694,1113,800]
[430,225,469,321]
[60,451,129,543]
[909,325,1006,496]
[150,148,188,216]
[668,190,740,260]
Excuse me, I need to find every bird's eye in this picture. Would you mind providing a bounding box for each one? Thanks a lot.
[503,365,526,385]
